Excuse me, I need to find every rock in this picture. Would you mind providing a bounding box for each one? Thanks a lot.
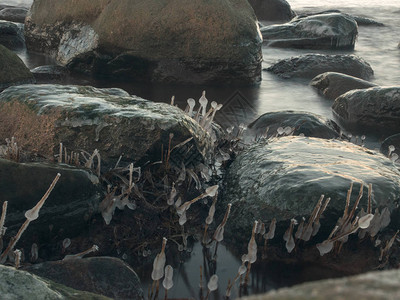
[260,13,358,49]
[24,0,262,85]
[248,0,296,22]
[24,257,144,300]
[0,84,214,168]
[266,54,373,80]
[0,6,28,23]
[332,87,400,137]
[296,9,384,27]
[0,264,111,299]
[310,72,377,100]
[381,134,400,158]
[246,111,341,142]
[0,158,101,246]
[31,65,69,82]
[0,21,25,50]
[240,269,400,300]
[223,136,400,244]
[0,44,34,90]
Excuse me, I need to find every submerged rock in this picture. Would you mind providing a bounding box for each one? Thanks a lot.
[0,6,28,23]
[310,72,377,100]
[266,54,373,80]
[248,0,296,22]
[0,21,25,50]
[24,257,144,300]
[0,158,101,246]
[332,87,400,137]
[241,269,400,300]
[260,13,358,49]
[246,110,341,142]
[0,265,111,299]
[25,0,262,85]
[0,84,214,168]
[31,65,69,82]
[223,136,400,243]
[0,44,34,90]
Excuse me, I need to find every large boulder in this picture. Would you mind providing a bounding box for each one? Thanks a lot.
[241,269,400,300]
[0,265,111,300]
[24,0,262,85]
[0,44,34,90]
[24,257,144,300]
[223,136,400,243]
[0,6,28,23]
[0,84,214,168]
[248,0,295,22]
[266,54,374,80]
[246,111,341,142]
[0,159,101,246]
[0,21,25,50]
[332,87,400,137]
[310,72,377,100]
[260,13,358,49]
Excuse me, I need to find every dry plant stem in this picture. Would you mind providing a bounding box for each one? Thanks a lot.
[204,290,210,300]
[31,173,61,215]
[367,183,372,214]
[0,219,29,263]
[164,288,168,300]
[299,195,324,241]
[0,201,7,237]
[342,184,363,230]
[59,143,63,163]
[154,280,160,300]
[0,173,60,264]
[343,182,354,219]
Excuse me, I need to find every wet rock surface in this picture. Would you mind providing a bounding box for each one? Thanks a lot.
[248,0,296,22]
[266,54,374,80]
[24,0,262,85]
[260,13,358,49]
[246,110,341,141]
[310,72,377,100]
[332,87,400,137]
[0,6,28,23]
[223,136,400,243]
[297,9,385,27]
[0,44,34,90]
[0,84,214,168]
[0,21,25,50]
[240,269,400,300]
[0,158,102,245]
[0,264,111,300]
[24,257,144,300]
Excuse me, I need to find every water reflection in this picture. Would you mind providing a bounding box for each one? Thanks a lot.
[138,241,347,299]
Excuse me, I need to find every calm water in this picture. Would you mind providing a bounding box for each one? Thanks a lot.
[12,0,400,134]
[5,0,400,298]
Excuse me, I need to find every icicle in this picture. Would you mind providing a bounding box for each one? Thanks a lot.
[151,238,167,281]
[163,265,174,290]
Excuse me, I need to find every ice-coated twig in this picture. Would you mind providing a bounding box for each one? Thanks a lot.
[63,245,99,260]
